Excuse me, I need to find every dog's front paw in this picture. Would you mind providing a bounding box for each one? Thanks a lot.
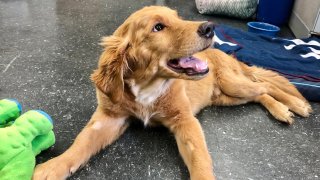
[33,157,72,180]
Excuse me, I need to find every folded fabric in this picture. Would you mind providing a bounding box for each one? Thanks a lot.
[213,25,320,101]
[195,0,258,19]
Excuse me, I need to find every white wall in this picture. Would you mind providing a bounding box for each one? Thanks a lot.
[289,0,320,38]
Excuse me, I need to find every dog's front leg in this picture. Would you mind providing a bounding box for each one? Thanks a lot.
[165,115,215,180]
[33,108,128,180]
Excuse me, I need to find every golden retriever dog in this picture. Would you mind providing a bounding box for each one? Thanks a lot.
[33,6,312,180]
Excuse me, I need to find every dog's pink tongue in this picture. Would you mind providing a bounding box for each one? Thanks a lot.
[179,57,208,72]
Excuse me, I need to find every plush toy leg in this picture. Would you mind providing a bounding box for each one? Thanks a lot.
[0,148,35,180]
[32,131,55,156]
[12,110,53,145]
[0,121,14,128]
[0,110,53,172]
[0,99,22,127]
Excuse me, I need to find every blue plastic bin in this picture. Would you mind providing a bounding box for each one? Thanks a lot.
[257,0,295,26]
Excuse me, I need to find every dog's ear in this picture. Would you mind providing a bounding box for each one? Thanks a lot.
[91,36,129,103]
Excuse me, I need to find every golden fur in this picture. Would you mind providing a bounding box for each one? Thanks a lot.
[33,6,312,180]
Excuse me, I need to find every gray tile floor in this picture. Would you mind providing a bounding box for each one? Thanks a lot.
[0,0,319,179]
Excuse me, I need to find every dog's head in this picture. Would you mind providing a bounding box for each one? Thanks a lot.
[91,6,214,102]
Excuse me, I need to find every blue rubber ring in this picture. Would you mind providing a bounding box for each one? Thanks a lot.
[35,110,53,124]
[6,98,22,114]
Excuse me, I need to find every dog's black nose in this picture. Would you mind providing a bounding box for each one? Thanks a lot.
[197,22,215,38]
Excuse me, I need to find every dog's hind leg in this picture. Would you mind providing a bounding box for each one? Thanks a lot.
[212,92,295,124]
[33,108,129,180]
[246,66,312,117]
[262,83,312,118]
[246,66,308,102]
[213,93,295,124]
[217,73,267,98]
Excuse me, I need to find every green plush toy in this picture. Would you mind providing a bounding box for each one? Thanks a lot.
[0,99,55,180]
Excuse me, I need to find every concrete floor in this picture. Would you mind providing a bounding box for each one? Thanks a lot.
[1,0,319,179]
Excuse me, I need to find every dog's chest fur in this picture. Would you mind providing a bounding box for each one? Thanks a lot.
[127,78,172,124]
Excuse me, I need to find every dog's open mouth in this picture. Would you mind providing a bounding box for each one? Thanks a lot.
[167,56,209,76]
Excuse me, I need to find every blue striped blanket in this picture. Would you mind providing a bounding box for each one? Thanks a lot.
[213,25,320,101]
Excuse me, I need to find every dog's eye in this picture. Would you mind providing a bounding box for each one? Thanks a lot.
[152,23,165,32]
